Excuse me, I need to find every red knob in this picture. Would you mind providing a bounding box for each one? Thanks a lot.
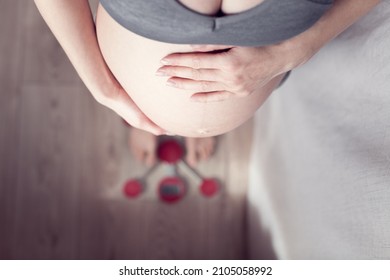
[200,179,219,197]
[157,139,183,164]
[123,179,143,198]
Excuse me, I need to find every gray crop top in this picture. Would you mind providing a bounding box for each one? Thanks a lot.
[99,0,333,46]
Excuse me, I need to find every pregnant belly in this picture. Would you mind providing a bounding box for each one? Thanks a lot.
[96,4,282,137]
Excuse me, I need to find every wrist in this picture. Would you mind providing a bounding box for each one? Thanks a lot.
[80,57,120,104]
[278,0,381,71]
[81,73,115,107]
[273,36,316,73]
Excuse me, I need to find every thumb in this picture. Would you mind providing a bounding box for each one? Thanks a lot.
[190,44,234,52]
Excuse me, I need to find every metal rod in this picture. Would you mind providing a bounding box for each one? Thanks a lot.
[140,162,161,180]
[177,160,203,180]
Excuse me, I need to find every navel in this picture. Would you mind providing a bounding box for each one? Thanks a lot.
[197,128,211,135]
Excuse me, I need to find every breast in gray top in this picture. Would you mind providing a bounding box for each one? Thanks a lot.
[99,0,333,46]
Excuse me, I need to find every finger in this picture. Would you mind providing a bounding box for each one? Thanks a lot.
[111,90,165,135]
[144,151,156,167]
[119,106,163,135]
[205,143,213,156]
[167,77,225,92]
[190,91,235,103]
[199,145,208,161]
[157,66,221,82]
[126,110,164,136]
[121,111,165,135]
[161,52,227,69]
[190,44,234,52]
[133,147,144,163]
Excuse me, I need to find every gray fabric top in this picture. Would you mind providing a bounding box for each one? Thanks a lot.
[99,0,333,46]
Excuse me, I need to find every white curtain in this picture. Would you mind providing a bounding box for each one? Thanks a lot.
[248,0,390,259]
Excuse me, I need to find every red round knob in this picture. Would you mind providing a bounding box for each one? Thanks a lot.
[123,179,143,198]
[200,179,219,197]
[158,177,186,203]
[157,139,183,164]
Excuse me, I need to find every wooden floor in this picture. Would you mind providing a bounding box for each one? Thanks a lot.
[0,0,254,259]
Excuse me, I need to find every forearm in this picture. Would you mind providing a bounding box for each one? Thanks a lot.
[285,0,381,67]
[34,0,115,101]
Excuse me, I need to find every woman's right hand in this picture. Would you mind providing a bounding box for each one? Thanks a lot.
[96,80,165,135]
[34,0,164,135]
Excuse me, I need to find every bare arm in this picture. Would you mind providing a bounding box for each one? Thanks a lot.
[34,0,163,134]
[287,0,382,68]
[158,0,381,102]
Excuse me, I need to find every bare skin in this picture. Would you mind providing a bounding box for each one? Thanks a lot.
[178,0,265,15]
[121,0,266,166]
[128,128,158,167]
[34,0,381,131]
[185,137,216,168]
[128,128,216,168]
[34,0,380,166]
[96,2,282,138]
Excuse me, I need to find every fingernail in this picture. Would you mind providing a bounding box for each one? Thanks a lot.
[190,98,204,103]
[155,129,165,136]
[190,95,202,102]
[166,80,176,87]
[161,58,170,65]
[155,70,168,76]
[165,132,175,136]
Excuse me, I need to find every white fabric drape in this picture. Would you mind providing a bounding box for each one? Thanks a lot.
[248,0,390,259]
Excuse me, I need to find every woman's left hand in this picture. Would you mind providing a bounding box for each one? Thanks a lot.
[157,42,311,102]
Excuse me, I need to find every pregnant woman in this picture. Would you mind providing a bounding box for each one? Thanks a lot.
[34,0,379,166]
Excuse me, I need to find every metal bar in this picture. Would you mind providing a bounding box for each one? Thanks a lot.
[177,160,203,180]
[140,162,161,180]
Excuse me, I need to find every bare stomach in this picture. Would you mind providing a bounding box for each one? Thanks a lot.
[96,3,283,137]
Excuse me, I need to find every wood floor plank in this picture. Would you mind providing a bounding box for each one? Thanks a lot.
[0,83,23,260]
[97,121,253,260]
[0,0,25,260]
[0,83,23,259]
[22,0,81,84]
[0,0,24,83]
[11,84,87,259]
[1,0,254,260]
[3,81,253,259]
[76,94,127,260]
[203,121,253,259]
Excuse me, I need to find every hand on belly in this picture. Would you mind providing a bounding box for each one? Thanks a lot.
[96,4,280,137]
[158,44,290,103]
